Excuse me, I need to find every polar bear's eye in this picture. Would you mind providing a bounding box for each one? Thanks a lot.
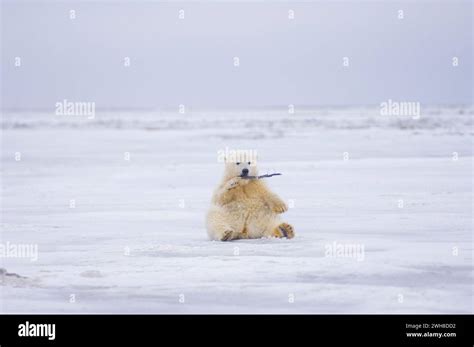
[236,162,240,165]
[248,162,251,165]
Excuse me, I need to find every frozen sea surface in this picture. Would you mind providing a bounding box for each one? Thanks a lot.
[0,107,472,313]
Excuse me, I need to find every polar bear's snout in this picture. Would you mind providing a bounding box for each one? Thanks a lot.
[241,168,249,177]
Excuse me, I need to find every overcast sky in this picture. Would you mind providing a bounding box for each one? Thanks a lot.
[1,0,472,110]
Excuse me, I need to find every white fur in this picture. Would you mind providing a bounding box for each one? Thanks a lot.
[206,159,294,241]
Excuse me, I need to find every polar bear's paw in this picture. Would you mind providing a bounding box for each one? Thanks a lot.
[272,201,288,214]
[220,229,235,241]
[274,223,295,239]
[226,177,248,191]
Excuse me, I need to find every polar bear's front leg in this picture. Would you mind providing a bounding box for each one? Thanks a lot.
[212,177,249,205]
[269,197,288,214]
[263,193,288,214]
[253,181,288,214]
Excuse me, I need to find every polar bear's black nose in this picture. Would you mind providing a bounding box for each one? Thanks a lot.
[241,168,249,176]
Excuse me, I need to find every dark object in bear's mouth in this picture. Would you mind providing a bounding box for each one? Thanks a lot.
[240,173,282,180]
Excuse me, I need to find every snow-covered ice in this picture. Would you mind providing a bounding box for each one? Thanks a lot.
[0,107,472,313]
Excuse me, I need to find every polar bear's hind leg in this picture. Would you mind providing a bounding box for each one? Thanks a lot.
[272,222,295,239]
[207,207,245,241]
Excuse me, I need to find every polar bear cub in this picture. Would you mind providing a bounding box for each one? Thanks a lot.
[206,157,294,241]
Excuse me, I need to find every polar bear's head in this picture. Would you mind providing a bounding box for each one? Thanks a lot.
[222,150,258,179]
